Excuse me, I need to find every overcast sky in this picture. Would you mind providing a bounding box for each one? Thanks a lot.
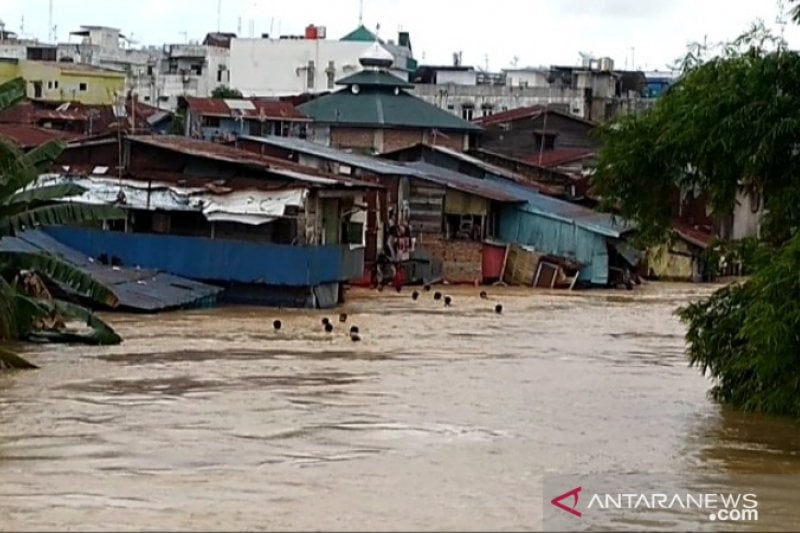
[3,0,800,71]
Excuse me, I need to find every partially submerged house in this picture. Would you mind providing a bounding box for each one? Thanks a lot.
[33,134,380,307]
[234,133,526,284]
[298,42,481,153]
[179,96,310,141]
[382,142,638,286]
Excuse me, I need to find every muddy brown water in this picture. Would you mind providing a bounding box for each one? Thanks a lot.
[1,283,799,531]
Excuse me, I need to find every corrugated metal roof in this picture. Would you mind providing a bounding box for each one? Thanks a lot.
[0,124,82,148]
[475,105,597,128]
[127,135,381,189]
[0,230,221,312]
[238,135,417,176]
[184,97,309,121]
[485,176,633,238]
[520,148,597,168]
[404,161,525,203]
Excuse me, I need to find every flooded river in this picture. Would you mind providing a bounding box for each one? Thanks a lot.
[2,283,800,531]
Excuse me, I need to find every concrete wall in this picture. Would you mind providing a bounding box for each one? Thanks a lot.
[416,233,482,283]
[229,38,409,97]
[730,188,765,240]
[411,83,586,120]
[0,60,125,104]
[436,70,477,85]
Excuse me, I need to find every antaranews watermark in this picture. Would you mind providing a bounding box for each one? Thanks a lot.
[542,474,798,531]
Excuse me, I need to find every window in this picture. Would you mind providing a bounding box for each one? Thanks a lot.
[461,104,474,121]
[306,60,316,89]
[248,120,263,136]
[54,80,59,89]
[217,68,224,83]
[143,95,151,102]
[32,81,43,98]
[534,131,557,150]
[326,61,335,89]
[481,103,493,117]
[79,82,88,92]
[446,104,455,111]
[147,65,154,76]
[445,214,484,241]
[201,116,221,128]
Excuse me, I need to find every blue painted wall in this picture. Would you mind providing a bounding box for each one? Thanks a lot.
[44,227,363,287]
[498,206,611,285]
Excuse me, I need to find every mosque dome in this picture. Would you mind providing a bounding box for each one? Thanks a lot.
[359,41,394,69]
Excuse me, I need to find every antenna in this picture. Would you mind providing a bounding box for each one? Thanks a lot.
[180,31,188,43]
[237,16,242,35]
[19,15,23,37]
[217,0,222,32]
[48,0,53,42]
[359,0,364,25]
[249,20,254,38]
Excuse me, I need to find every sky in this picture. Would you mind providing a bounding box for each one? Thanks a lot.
[3,0,800,71]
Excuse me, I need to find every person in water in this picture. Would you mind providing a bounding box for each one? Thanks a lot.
[324,322,334,333]
[444,296,452,307]
[412,290,420,300]
[350,325,359,334]
[495,304,503,314]
[339,313,347,323]
[480,291,488,299]
[350,331,361,342]
[434,291,442,301]
[273,320,282,330]
[322,317,330,326]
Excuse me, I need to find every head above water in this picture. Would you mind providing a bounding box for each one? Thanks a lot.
[273,319,282,330]
[423,284,432,292]
[412,291,419,300]
[350,332,361,342]
[495,304,503,314]
[324,322,334,333]
[350,325,359,334]
[339,313,347,322]
[322,317,330,326]
[434,291,442,301]
[480,291,488,299]
[444,296,452,306]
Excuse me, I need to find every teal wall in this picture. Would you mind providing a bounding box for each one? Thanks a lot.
[498,205,611,285]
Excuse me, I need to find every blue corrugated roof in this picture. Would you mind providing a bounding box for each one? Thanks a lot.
[485,177,633,238]
[0,231,222,312]
[239,135,416,176]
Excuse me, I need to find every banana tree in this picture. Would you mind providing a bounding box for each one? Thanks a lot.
[0,77,126,370]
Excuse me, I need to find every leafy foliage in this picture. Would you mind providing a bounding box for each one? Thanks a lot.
[594,25,800,248]
[211,85,243,99]
[678,233,800,418]
[0,77,126,370]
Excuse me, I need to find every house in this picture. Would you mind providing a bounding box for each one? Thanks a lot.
[228,24,414,97]
[234,133,525,284]
[381,142,639,286]
[179,96,310,141]
[35,134,381,307]
[0,97,174,136]
[473,104,599,174]
[0,59,125,105]
[299,42,481,154]
[0,123,83,149]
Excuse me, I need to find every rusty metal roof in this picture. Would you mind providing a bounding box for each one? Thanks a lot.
[183,97,309,121]
[520,148,597,168]
[127,135,381,189]
[475,105,597,128]
[0,124,83,148]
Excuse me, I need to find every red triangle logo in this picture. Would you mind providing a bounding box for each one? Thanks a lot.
[551,486,582,517]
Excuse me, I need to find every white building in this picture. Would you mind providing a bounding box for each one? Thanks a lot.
[229,24,414,97]
[55,26,233,111]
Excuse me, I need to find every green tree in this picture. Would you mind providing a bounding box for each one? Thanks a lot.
[594,21,800,418]
[0,77,126,370]
[211,85,243,99]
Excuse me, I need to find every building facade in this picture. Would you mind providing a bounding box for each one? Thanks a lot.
[229,24,414,97]
[0,59,125,104]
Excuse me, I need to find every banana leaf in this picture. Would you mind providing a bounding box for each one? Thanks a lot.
[4,183,87,206]
[0,78,25,112]
[0,203,125,236]
[0,251,120,307]
[14,295,121,346]
[0,346,38,370]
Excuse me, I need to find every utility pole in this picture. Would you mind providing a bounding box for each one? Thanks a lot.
[48,0,53,43]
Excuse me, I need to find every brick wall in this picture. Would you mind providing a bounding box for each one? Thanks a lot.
[329,127,467,153]
[417,233,482,284]
[331,127,377,152]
